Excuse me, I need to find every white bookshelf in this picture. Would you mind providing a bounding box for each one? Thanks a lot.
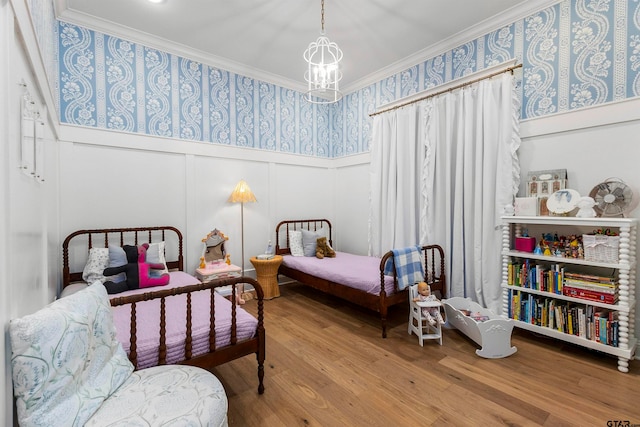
[501,216,637,372]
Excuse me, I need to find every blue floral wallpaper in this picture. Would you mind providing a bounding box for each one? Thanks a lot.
[55,0,640,158]
[58,23,328,156]
[335,0,640,157]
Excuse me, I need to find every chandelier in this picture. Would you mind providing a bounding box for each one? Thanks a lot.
[303,0,343,104]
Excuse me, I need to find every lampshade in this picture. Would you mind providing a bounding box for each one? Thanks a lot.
[303,0,343,104]
[228,179,257,204]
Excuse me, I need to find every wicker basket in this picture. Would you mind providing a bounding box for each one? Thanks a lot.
[583,234,619,263]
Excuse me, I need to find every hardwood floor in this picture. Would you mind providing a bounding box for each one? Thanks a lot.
[212,282,640,426]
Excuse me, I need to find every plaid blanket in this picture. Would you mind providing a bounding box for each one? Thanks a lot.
[384,245,424,291]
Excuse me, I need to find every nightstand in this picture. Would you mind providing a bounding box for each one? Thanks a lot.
[250,255,283,299]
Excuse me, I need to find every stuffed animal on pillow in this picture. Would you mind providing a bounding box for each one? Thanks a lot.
[315,237,336,259]
[136,243,170,288]
[103,244,170,294]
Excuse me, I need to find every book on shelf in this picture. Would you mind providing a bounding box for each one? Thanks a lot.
[507,290,620,346]
[507,260,564,294]
[599,316,608,345]
[554,306,563,332]
[592,310,619,346]
[567,308,574,335]
[578,307,586,338]
[563,271,616,285]
[563,279,616,293]
[562,286,618,304]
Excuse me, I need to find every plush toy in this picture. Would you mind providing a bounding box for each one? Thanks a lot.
[103,244,170,294]
[315,237,336,259]
[136,243,170,288]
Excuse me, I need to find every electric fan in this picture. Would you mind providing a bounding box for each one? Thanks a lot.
[588,178,634,217]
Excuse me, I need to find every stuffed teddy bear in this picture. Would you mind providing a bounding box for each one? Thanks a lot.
[315,236,336,259]
[103,243,170,294]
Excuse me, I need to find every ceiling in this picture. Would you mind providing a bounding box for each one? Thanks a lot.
[56,0,552,93]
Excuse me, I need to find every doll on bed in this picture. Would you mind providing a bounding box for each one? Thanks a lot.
[413,281,444,326]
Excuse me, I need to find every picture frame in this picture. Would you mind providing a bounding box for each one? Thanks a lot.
[526,169,567,198]
[514,197,538,216]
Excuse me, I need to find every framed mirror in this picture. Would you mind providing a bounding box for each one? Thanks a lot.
[201,229,228,265]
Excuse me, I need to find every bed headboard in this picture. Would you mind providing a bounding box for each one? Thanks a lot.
[62,226,184,288]
[275,219,332,255]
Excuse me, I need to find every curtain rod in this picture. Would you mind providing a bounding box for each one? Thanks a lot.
[369,63,523,117]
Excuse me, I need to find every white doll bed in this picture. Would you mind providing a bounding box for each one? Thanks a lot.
[442,297,517,359]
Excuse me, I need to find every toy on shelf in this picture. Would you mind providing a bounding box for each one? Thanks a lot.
[576,196,597,218]
[537,232,584,259]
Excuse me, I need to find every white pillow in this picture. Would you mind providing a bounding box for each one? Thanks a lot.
[82,247,130,284]
[82,247,110,283]
[289,230,304,257]
[10,283,133,427]
[146,241,168,274]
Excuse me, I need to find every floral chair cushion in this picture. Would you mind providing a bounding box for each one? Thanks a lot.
[10,282,133,427]
[86,365,228,427]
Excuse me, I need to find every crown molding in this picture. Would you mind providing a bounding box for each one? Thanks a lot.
[55,4,308,93]
[343,0,562,93]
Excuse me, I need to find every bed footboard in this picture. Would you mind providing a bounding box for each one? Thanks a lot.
[380,244,446,338]
[62,226,266,394]
[110,276,266,394]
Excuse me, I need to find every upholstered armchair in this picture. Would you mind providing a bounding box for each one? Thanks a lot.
[9,282,228,426]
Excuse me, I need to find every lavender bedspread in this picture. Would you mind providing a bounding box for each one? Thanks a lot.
[111,271,258,369]
[282,251,396,295]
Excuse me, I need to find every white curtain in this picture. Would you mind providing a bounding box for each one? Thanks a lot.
[370,72,520,313]
[369,103,425,257]
[424,72,520,312]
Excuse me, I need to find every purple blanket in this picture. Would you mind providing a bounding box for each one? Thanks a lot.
[110,271,258,369]
[282,251,396,295]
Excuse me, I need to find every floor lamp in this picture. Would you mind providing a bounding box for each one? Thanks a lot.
[228,179,257,304]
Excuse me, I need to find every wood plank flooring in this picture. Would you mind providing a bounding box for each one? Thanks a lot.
[211,282,640,426]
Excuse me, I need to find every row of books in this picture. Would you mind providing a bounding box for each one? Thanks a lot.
[507,260,618,304]
[562,271,618,304]
[508,290,619,346]
[506,260,565,293]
